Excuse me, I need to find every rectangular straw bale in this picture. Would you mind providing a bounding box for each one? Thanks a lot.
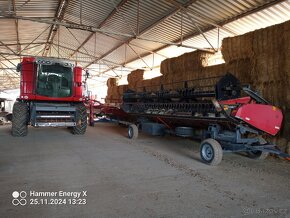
[225,58,253,84]
[254,52,284,84]
[106,78,118,87]
[284,20,290,83]
[149,76,162,92]
[135,80,144,92]
[128,81,137,91]
[201,63,226,78]
[161,74,173,90]
[127,69,144,84]
[160,50,214,75]
[117,85,128,95]
[221,32,253,63]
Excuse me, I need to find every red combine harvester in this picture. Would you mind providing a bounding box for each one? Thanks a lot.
[12,57,87,136]
[97,73,289,165]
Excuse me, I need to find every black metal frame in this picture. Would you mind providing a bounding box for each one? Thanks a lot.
[206,124,290,158]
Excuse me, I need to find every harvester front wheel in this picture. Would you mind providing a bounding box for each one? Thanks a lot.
[128,124,138,140]
[12,102,29,137]
[72,103,87,135]
[200,138,223,166]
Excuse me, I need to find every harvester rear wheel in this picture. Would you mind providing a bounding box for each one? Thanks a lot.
[12,102,29,137]
[128,124,138,140]
[200,138,223,166]
[72,103,87,135]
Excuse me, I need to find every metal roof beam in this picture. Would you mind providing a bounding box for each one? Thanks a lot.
[83,0,198,69]
[51,43,126,67]
[0,15,204,51]
[155,0,286,53]
[69,0,129,58]
[99,0,285,75]
[0,42,46,47]
[43,0,71,56]
[12,0,20,53]
[0,40,17,55]
[165,0,238,36]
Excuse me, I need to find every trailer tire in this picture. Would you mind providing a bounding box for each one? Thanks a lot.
[247,151,269,160]
[128,124,138,140]
[72,103,87,135]
[200,138,223,166]
[12,102,29,137]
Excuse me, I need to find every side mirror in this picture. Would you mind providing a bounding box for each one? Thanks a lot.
[85,70,90,79]
[16,63,22,72]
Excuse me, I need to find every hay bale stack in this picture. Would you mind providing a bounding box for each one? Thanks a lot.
[201,63,226,78]
[127,69,144,90]
[283,20,290,107]
[105,78,128,103]
[118,85,128,96]
[135,79,153,92]
[106,86,119,103]
[221,32,253,63]
[150,76,163,92]
[106,77,118,103]
[143,79,152,91]
[251,21,288,108]
[106,78,117,87]
[159,50,214,90]
[221,20,290,107]
[252,23,284,55]
[221,20,290,147]
[160,50,214,76]
[225,59,253,84]
[221,21,286,63]
[135,80,143,92]
[161,74,174,90]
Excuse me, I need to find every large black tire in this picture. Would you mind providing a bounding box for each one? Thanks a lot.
[200,138,223,166]
[12,102,29,137]
[128,124,138,140]
[72,103,87,135]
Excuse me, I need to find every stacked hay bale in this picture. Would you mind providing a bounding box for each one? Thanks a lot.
[127,69,144,90]
[150,76,163,92]
[160,50,214,89]
[117,84,129,98]
[134,76,163,92]
[199,63,227,88]
[136,79,152,92]
[221,20,290,151]
[105,78,129,103]
[222,20,289,106]
[105,78,119,103]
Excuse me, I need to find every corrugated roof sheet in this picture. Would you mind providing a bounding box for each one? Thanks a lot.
[0,0,289,95]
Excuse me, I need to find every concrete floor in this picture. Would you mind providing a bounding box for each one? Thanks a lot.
[0,123,289,218]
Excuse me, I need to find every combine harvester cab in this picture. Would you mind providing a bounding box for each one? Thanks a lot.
[12,57,87,136]
[119,73,289,165]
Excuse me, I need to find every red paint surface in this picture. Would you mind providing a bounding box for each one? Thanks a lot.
[19,57,83,102]
[235,104,283,136]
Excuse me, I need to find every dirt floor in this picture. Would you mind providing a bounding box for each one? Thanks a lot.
[0,123,289,218]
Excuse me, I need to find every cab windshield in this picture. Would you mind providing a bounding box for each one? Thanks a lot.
[36,64,73,98]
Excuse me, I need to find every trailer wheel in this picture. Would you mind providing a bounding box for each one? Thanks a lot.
[72,103,87,135]
[12,102,29,137]
[247,151,269,160]
[200,139,223,166]
[128,124,138,139]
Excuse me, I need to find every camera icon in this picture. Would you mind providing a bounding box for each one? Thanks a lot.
[12,191,27,206]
